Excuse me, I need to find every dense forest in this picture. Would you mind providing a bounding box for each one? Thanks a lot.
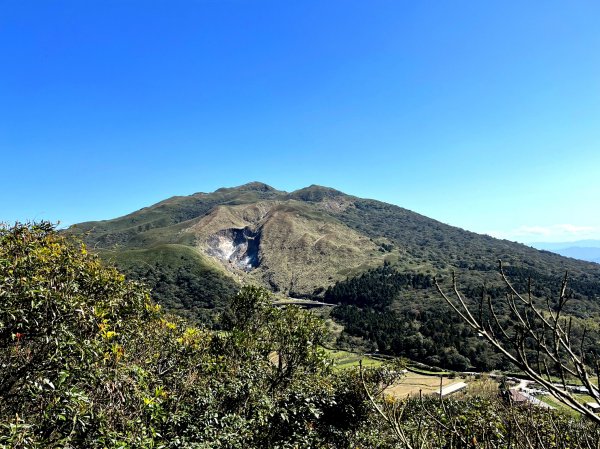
[105,246,239,326]
[1,223,599,448]
[325,266,506,370]
[324,264,433,309]
[325,264,599,372]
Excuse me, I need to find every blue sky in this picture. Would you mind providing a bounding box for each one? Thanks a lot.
[2,1,599,243]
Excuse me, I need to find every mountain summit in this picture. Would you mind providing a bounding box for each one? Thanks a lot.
[69,183,600,316]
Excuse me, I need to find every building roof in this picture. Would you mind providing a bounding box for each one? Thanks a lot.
[510,390,554,409]
[437,382,468,397]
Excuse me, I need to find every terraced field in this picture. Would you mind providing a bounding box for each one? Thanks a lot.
[325,349,471,398]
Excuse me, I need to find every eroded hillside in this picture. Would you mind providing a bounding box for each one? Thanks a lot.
[184,201,390,296]
[69,182,600,313]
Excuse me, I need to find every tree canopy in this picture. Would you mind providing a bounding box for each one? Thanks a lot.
[0,223,371,448]
[1,223,598,448]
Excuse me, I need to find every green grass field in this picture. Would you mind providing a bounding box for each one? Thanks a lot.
[536,392,597,417]
[406,366,453,376]
[323,348,384,370]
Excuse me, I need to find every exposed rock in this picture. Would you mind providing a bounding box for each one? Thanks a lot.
[206,227,260,271]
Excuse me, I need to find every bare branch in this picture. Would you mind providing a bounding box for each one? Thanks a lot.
[436,264,600,424]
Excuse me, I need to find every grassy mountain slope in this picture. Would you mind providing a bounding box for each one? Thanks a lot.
[71,182,284,247]
[68,182,600,320]
[98,244,238,324]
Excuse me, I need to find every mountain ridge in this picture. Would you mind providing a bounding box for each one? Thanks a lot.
[68,182,600,319]
[530,240,600,263]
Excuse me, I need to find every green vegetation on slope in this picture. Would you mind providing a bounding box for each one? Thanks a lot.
[67,182,600,332]
[99,244,239,325]
[69,182,284,248]
[333,197,600,296]
[322,348,384,371]
[324,264,433,309]
[2,223,599,448]
[325,265,598,372]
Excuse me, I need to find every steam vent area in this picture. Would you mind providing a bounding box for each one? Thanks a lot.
[207,228,260,271]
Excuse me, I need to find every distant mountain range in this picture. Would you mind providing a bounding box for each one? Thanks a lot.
[530,241,600,264]
[67,182,600,321]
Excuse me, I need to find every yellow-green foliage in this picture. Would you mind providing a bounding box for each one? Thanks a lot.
[2,223,599,449]
[0,224,357,448]
[0,222,161,447]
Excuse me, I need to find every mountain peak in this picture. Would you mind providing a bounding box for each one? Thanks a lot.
[71,181,600,321]
[289,185,346,202]
[239,181,277,192]
[215,182,278,194]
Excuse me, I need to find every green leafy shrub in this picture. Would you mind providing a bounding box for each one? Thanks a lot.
[0,222,160,447]
[0,224,371,448]
[3,223,597,448]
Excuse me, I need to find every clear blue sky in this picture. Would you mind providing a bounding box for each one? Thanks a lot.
[2,1,599,243]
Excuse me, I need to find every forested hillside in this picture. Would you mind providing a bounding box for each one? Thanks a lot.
[68,183,600,322]
[326,265,504,370]
[2,223,599,448]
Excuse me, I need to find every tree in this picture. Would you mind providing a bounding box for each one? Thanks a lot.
[435,261,600,422]
[0,223,340,448]
[268,304,327,390]
[0,222,160,446]
[221,286,327,390]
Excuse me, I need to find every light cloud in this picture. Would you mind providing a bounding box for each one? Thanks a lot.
[486,224,599,243]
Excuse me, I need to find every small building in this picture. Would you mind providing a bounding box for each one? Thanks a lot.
[437,382,468,397]
[509,390,554,409]
[585,402,600,412]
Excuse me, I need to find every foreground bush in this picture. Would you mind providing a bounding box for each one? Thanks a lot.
[0,222,162,446]
[365,394,600,449]
[0,223,370,448]
[1,223,598,448]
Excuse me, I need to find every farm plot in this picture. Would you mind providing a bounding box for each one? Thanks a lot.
[324,349,384,370]
[386,373,461,398]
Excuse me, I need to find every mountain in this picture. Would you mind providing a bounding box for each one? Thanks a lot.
[530,240,600,250]
[552,247,600,264]
[68,182,600,321]
[530,240,600,264]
